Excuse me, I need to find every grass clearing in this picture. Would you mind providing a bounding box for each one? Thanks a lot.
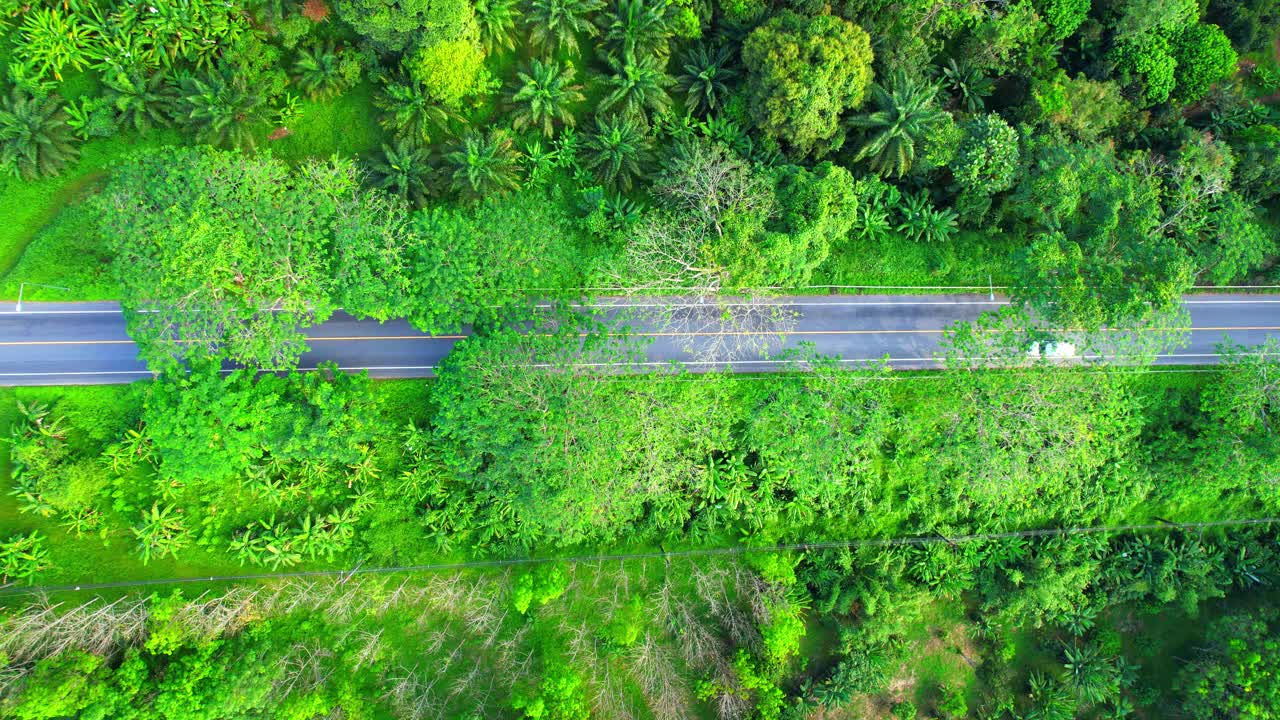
[0,131,178,296]
[265,80,386,163]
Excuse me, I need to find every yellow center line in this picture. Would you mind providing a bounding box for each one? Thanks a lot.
[0,326,1275,346]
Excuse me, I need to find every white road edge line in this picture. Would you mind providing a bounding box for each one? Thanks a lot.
[0,352,1249,378]
[4,298,1280,316]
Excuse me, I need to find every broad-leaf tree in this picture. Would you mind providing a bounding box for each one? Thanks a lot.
[98,149,349,368]
[741,11,874,157]
[335,0,478,52]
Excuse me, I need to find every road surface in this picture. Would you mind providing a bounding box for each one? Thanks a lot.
[0,295,1275,385]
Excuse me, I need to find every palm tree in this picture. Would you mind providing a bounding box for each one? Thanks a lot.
[368,140,437,206]
[508,59,584,137]
[1062,644,1120,705]
[849,70,947,178]
[526,0,604,54]
[939,58,993,113]
[132,503,191,565]
[897,191,958,243]
[17,7,90,82]
[599,0,669,63]
[476,0,521,54]
[583,114,651,191]
[374,76,455,144]
[176,68,269,149]
[599,53,673,120]
[447,128,523,199]
[293,42,356,101]
[0,90,79,180]
[103,70,176,133]
[678,43,736,116]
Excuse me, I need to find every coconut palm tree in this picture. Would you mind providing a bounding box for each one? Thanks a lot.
[526,0,604,54]
[678,43,737,116]
[599,0,669,63]
[476,0,521,54]
[176,67,269,149]
[368,140,437,206]
[103,70,177,133]
[0,89,79,180]
[508,59,585,137]
[447,128,523,199]
[939,58,993,113]
[293,42,356,101]
[599,53,673,120]
[849,70,947,178]
[583,114,651,191]
[374,75,456,144]
[897,191,958,243]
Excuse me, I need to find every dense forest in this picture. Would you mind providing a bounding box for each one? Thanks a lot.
[0,0,1279,717]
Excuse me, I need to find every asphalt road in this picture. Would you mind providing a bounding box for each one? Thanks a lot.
[0,295,1276,385]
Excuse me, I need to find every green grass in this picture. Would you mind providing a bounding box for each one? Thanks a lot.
[0,130,178,289]
[899,600,979,712]
[0,201,118,301]
[265,80,386,163]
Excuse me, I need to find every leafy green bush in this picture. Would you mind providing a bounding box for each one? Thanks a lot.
[0,531,50,585]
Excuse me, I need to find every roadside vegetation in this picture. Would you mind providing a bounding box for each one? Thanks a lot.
[0,0,1278,718]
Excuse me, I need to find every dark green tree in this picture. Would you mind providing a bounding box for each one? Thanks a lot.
[447,128,523,199]
[677,43,737,116]
[0,89,78,179]
[335,0,478,52]
[103,70,176,133]
[368,140,437,205]
[583,114,652,191]
[599,53,674,120]
[507,59,584,137]
[849,71,947,178]
[526,0,604,54]
[1205,0,1279,53]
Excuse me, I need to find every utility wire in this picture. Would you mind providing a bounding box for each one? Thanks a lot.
[2,517,1276,598]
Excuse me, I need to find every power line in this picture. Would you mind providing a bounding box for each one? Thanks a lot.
[2,517,1275,598]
